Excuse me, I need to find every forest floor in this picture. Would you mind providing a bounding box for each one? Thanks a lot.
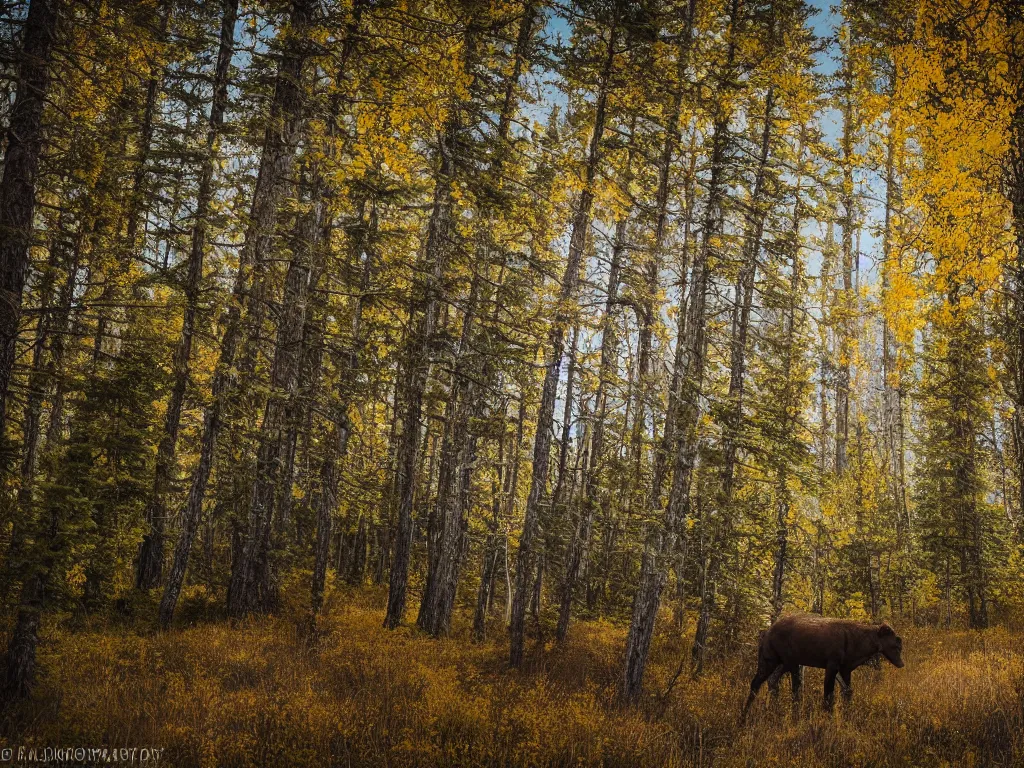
[2,585,1023,767]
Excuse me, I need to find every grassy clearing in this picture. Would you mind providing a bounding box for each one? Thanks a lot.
[2,588,1022,767]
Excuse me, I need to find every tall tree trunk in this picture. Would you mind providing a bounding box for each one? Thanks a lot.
[508,14,618,668]
[622,0,739,695]
[880,109,911,584]
[159,0,312,628]
[556,213,626,642]
[0,0,59,441]
[1002,2,1024,526]
[311,205,376,617]
[138,0,239,592]
[474,429,507,640]
[417,276,482,635]
[442,0,538,631]
[633,0,696,499]
[692,88,774,675]
[228,189,323,616]
[477,389,527,638]
[124,5,171,254]
[385,125,461,630]
[384,14,489,628]
[835,30,856,477]
[0,0,61,704]
[771,149,807,621]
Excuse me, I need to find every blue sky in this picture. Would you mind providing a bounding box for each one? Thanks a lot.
[536,0,881,283]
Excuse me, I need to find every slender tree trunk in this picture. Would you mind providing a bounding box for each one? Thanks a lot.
[465,4,537,636]
[125,5,171,254]
[418,276,481,635]
[0,0,59,441]
[835,31,856,477]
[0,0,61,704]
[478,390,526,636]
[622,0,738,694]
[509,15,618,669]
[880,111,912,590]
[646,124,699,518]
[16,250,56,524]
[693,88,775,675]
[228,190,323,616]
[1002,3,1024,526]
[633,0,696,497]
[159,0,311,628]
[557,214,625,641]
[474,430,506,640]
[311,206,375,616]
[771,149,807,621]
[385,127,460,629]
[138,0,239,592]
[459,3,538,636]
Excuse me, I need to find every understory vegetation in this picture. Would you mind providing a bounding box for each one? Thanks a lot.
[3,588,1023,767]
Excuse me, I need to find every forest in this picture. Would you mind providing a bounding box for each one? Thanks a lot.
[0,0,1023,764]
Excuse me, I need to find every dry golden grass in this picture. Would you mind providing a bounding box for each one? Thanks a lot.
[3,587,1023,767]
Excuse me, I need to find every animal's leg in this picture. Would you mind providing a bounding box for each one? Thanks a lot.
[767,664,786,699]
[839,669,853,703]
[790,665,802,713]
[741,659,781,723]
[823,664,838,711]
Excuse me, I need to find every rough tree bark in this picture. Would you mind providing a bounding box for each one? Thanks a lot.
[311,207,376,618]
[415,0,539,634]
[417,275,482,635]
[509,13,618,668]
[0,0,60,440]
[228,193,323,616]
[622,0,739,698]
[556,214,625,642]
[1,0,61,704]
[137,0,239,592]
[692,88,775,675]
[466,9,538,639]
[1002,2,1024,528]
[385,19,483,629]
[384,130,460,628]
[160,0,311,628]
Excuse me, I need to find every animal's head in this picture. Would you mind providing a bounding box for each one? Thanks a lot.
[876,623,904,668]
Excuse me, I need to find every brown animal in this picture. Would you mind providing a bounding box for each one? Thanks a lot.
[741,613,904,721]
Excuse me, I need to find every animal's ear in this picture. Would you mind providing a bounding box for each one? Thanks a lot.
[878,623,895,637]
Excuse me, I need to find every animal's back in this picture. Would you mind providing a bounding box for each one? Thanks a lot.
[762,613,853,669]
